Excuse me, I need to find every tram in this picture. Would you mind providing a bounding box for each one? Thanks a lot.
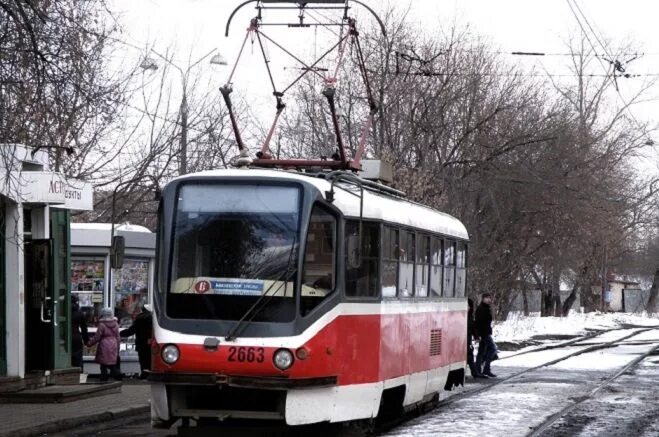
[148,166,469,427]
[148,0,468,428]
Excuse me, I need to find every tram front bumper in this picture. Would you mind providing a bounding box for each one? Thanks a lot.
[146,371,337,389]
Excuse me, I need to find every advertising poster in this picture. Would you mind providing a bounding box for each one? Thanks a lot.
[114,259,149,327]
[71,259,105,326]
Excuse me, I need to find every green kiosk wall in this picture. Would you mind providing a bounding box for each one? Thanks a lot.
[0,205,5,375]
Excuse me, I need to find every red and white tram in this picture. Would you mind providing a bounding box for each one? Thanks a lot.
[149,167,469,428]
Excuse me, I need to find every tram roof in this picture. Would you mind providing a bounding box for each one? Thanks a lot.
[174,169,469,240]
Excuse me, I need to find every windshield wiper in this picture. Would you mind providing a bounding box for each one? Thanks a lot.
[225,237,297,341]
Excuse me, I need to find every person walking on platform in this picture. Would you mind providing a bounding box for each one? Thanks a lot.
[120,303,153,379]
[468,298,486,378]
[475,293,499,378]
[87,308,122,382]
[71,295,89,369]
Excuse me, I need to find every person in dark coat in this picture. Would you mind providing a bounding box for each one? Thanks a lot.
[87,308,122,382]
[467,298,485,378]
[475,293,498,377]
[71,295,89,369]
[120,304,153,379]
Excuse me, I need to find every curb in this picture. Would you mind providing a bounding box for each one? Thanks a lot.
[0,404,150,437]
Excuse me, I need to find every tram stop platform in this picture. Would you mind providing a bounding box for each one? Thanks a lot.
[0,379,149,437]
[0,381,122,403]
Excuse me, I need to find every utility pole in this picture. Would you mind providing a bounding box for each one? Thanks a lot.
[179,92,188,175]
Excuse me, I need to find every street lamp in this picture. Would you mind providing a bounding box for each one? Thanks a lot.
[210,52,228,66]
[140,48,225,175]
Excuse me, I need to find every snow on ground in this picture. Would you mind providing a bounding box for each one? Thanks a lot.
[497,328,645,368]
[494,311,659,343]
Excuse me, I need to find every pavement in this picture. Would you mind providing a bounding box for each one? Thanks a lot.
[0,380,150,437]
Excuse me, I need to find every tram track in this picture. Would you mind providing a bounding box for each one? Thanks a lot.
[375,327,658,436]
[497,324,659,361]
[524,341,659,437]
[497,329,617,361]
[433,327,655,411]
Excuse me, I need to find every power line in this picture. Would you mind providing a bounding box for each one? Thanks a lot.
[571,0,611,59]
[565,0,611,73]
[384,70,659,79]
[565,0,651,138]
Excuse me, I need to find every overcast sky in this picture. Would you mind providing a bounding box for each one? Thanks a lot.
[109,0,659,166]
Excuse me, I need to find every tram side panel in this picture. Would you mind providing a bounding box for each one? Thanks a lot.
[285,311,383,425]
[379,301,467,407]
[150,303,466,426]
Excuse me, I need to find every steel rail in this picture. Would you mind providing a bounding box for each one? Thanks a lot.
[497,324,659,361]
[434,328,654,410]
[525,341,659,437]
[496,329,614,361]
[373,326,659,437]
[375,328,657,436]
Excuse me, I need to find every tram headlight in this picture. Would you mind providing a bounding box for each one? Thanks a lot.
[161,344,180,365]
[273,348,294,370]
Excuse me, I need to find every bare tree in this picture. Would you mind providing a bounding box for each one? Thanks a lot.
[272,10,658,319]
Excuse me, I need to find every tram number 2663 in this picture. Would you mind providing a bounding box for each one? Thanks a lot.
[227,346,265,363]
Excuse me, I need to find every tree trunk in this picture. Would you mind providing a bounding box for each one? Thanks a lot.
[522,289,529,316]
[530,268,549,317]
[553,293,562,317]
[543,290,553,317]
[551,263,561,317]
[647,268,659,314]
[582,280,596,313]
[562,285,578,317]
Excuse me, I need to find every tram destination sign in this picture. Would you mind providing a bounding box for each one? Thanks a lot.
[174,277,265,296]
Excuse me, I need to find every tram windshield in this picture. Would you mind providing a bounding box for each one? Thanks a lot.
[167,184,301,322]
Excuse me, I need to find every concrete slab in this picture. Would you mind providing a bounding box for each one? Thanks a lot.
[0,382,121,403]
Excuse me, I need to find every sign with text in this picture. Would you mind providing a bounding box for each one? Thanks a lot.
[16,171,93,210]
[173,277,266,296]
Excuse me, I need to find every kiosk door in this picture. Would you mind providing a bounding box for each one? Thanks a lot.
[24,211,72,371]
[50,210,71,369]
[25,239,52,371]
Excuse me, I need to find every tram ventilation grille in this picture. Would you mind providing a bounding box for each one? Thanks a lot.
[429,329,442,356]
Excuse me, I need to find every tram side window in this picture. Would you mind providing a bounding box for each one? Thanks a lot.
[455,242,467,297]
[301,204,337,316]
[430,237,443,297]
[398,230,415,297]
[345,221,380,298]
[415,235,430,297]
[443,240,456,297]
[382,226,398,297]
